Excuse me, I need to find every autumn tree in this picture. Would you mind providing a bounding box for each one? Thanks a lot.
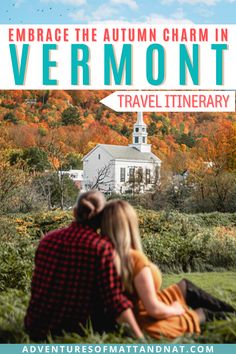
[203,172,236,211]
[15,180,47,213]
[192,119,236,173]
[0,157,25,213]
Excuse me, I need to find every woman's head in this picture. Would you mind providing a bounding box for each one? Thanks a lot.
[101,200,142,292]
[101,200,142,252]
[74,190,106,229]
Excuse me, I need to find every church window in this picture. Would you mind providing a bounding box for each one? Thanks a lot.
[142,128,145,132]
[98,154,101,159]
[154,166,160,184]
[142,137,146,143]
[135,137,139,144]
[146,169,151,184]
[137,168,143,183]
[135,128,139,132]
[120,168,126,182]
[129,168,135,182]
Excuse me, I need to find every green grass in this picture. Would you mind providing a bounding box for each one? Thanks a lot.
[163,272,236,307]
[1,210,236,343]
[162,272,236,344]
[0,272,235,344]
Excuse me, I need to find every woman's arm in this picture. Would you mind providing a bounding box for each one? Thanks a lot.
[134,267,185,320]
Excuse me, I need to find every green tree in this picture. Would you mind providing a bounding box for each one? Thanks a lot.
[3,112,18,124]
[38,127,47,137]
[95,107,103,121]
[176,132,196,148]
[9,151,23,166]
[34,172,79,210]
[62,153,83,170]
[120,125,131,138]
[51,173,78,209]
[38,90,50,104]
[22,147,50,172]
[147,122,158,136]
[9,147,50,172]
[150,113,165,122]
[61,107,81,126]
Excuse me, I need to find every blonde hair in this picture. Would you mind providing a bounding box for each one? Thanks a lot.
[101,200,142,293]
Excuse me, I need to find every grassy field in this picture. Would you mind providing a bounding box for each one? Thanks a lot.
[163,272,236,343]
[163,272,236,305]
[0,272,235,344]
[72,272,236,344]
[0,209,235,343]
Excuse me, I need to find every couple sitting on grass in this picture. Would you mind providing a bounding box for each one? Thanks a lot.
[25,191,235,341]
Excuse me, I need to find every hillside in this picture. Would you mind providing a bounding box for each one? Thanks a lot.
[0,90,235,173]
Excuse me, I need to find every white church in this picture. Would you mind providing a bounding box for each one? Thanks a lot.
[82,112,161,194]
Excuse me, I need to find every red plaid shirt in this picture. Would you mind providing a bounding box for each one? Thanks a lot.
[25,222,132,340]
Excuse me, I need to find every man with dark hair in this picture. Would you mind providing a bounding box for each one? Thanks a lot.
[25,191,143,340]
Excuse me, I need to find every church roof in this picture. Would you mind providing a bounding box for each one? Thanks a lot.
[84,144,161,163]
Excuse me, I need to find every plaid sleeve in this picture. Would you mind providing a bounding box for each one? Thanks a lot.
[96,243,133,319]
[25,237,56,340]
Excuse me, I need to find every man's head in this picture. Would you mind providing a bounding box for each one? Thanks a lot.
[74,190,106,230]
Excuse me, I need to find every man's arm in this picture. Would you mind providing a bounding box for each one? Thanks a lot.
[97,243,143,339]
[117,308,143,339]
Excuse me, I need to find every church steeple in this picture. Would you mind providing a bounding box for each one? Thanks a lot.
[136,112,145,125]
[129,112,151,153]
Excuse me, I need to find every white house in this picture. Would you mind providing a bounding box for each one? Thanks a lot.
[83,112,161,194]
[60,169,84,189]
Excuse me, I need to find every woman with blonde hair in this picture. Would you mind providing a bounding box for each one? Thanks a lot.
[25,192,143,340]
[101,200,235,339]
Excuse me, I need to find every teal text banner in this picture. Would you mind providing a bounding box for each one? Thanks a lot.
[0,344,235,354]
